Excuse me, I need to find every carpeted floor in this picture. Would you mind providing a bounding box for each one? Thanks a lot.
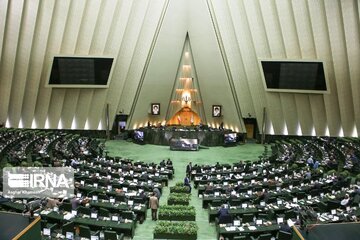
[105,140,267,240]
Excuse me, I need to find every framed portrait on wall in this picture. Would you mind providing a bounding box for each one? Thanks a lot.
[151,103,160,115]
[212,105,221,117]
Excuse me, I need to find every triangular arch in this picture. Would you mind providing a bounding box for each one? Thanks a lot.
[165,33,206,126]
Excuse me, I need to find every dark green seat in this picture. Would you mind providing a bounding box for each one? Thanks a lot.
[277,230,292,240]
[62,221,74,235]
[77,206,91,216]
[60,202,72,212]
[104,230,118,240]
[233,235,247,239]
[98,207,110,218]
[251,233,272,240]
[242,213,254,223]
[79,225,91,239]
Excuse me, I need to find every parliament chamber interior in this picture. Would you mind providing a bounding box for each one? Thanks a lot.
[0,1,359,240]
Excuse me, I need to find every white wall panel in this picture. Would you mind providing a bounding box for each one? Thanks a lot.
[308,0,341,136]
[340,0,360,136]
[187,0,242,130]
[21,0,56,128]
[33,0,71,128]
[275,1,300,135]
[324,0,354,136]
[0,0,9,62]
[72,0,102,129]
[117,1,158,118]
[128,0,186,128]
[0,0,25,125]
[48,0,86,129]
[256,0,285,134]
[291,0,324,136]
[211,0,255,118]
[7,0,40,128]
[309,95,326,136]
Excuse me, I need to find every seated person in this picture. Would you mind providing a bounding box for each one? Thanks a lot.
[46,197,63,209]
[166,158,172,165]
[257,189,269,203]
[205,183,213,194]
[217,204,231,224]
[340,194,351,207]
[279,222,292,234]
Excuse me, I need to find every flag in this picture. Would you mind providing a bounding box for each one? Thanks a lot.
[190,114,194,124]
[177,115,181,124]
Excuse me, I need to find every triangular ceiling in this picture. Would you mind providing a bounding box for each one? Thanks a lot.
[127,0,244,132]
[166,33,206,125]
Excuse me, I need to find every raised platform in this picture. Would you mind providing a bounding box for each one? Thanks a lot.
[133,126,245,147]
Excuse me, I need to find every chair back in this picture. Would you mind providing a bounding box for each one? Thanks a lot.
[277,230,292,240]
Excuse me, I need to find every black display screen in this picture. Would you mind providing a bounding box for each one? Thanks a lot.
[224,133,237,144]
[134,130,144,142]
[261,61,327,91]
[49,57,113,85]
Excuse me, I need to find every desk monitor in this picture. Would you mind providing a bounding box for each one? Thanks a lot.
[234,220,241,226]
[91,213,98,219]
[112,216,119,222]
[66,232,74,240]
[43,228,51,236]
[256,219,263,225]
[277,217,284,224]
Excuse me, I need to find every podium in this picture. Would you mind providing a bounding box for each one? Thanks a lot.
[169,138,199,151]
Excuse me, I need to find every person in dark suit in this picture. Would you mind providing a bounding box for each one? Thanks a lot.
[184,174,192,193]
[186,162,192,175]
[218,204,230,224]
[280,222,292,233]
